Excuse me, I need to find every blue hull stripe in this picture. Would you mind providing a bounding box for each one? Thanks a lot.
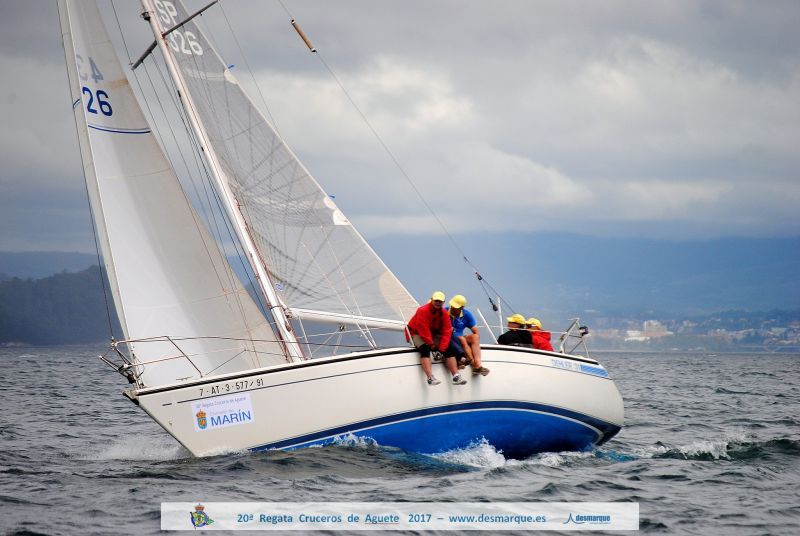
[252,401,621,459]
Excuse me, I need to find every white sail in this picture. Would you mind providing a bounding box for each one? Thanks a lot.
[59,0,288,387]
[147,0,419,327]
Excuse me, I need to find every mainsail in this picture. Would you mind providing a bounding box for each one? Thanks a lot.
[59,0,287,387]
[146,0,419,328]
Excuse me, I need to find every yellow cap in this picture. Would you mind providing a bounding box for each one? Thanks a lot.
[449,294,467,308]
[507,313,527,325]
[431,291,446,302]
[527,317,542,329]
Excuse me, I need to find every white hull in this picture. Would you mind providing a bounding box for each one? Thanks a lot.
[130,346,624,459]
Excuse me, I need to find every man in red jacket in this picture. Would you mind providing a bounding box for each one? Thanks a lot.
[407,291,466,386]
[527,317,554,351]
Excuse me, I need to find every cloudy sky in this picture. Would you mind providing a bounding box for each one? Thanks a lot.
[1,0,799,254]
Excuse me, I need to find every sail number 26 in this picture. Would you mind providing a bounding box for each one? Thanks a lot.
[153,0,204,56]
[76,54,112,116]
[82,88,112,116]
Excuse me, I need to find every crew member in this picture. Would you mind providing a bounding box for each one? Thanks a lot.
[407,291,466,385]
[527,317,554,351]
[446,294,490,376]
[497,313,533,347]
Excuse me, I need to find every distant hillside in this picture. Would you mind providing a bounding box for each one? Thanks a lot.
[0,252,796,347]
[1,234,798,344]
[0,266,117,345]
[0,251,96,280]
[371,233,800,318]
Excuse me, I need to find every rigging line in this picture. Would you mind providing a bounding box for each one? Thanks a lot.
[166,34,295,348]
[147,57,233,277]
[109,1,133,63]
[141,336,394,357]
[204,349,246,376]
[147,44,231,262]
[113,0,198,203]
[296,315,312,358]
[216,0,283,137]
[179,16,280,296]
[114,0,208,290]
[190,9,354,314]
[112,3,180,188]
[182,0,285,219]
[155,56,275,343]
[159,334,394,349]
[112,5,179,184]
[142,57,236,305]
[143,34,273,366]
[274,1,517,312]
[156,30,263,332]
[58,0,115,341]
[302,240,376,348]
[177,111,282,349]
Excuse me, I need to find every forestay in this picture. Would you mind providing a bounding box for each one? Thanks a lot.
[148,0,419,328]
[59,0,287,388]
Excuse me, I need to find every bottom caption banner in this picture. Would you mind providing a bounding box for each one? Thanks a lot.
[163,501,639,531]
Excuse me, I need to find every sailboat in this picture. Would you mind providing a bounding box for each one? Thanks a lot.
[58,0,623,459]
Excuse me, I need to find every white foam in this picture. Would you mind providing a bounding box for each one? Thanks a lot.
[432,438,509,469]
[201,445,250,458]
[632,429,751,460]
[630,444,670,458]
[523,450,596,467]
[89,435,190,461]
[330,432,379,449]
[431,440,605,469]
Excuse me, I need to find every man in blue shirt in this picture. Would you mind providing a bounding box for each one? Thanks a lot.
[446,295,490,376]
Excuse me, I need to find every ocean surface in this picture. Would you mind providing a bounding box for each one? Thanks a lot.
[1,346,799,535]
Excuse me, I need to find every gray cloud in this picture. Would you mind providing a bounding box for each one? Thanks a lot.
[1,0,798,252]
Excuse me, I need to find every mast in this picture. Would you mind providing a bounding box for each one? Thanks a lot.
[139,0,303,362]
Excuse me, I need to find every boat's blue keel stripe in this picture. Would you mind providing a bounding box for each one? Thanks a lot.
[252,401,621,459]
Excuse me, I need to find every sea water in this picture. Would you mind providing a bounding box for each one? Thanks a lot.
[1,347,798,534]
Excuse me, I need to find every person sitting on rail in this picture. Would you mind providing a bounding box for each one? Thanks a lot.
[446,294,490,376]
[527,317,554,351]
[497,313,533,347]
[406,291,467,386]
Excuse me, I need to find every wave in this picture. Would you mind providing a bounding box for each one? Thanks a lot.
[431,438,509,469]
[86,435,191,461]
[714,387,764,396]
[87,428,797,468]
[631,433,800,461]
[397,432,800,468]
[328,433,380,449]
[430,439,599,469]
[522,450,600,467]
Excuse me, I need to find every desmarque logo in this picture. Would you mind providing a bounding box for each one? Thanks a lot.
[563,513,612,524]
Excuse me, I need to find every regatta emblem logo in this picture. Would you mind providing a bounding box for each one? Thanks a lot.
[195,409,207,430]
[563,512,611,525]
[190,503,214,528]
